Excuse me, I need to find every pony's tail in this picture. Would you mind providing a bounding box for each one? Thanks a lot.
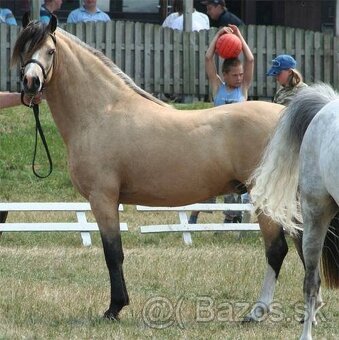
[249,83,338,233]
[321,219,339,288]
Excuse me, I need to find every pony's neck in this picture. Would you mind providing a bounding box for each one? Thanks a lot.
[45,33,132,143]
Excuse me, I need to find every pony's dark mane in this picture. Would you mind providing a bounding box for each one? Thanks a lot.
[13,22,169,107]
[12,20,50,66]
[59,29,169,107]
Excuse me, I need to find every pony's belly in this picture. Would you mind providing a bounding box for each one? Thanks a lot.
[120,171,245,206]
[118,185,226,206]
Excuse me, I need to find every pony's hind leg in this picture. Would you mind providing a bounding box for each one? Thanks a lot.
[244,213,288,321]
[90,195,129,320]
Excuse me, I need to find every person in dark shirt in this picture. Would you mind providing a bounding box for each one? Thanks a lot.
[40,0,63,24]
[201,0,243,27]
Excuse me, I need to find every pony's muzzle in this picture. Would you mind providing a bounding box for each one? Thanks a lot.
[23,75,41,95]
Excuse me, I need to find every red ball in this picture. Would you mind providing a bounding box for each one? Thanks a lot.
[215,34,242,59]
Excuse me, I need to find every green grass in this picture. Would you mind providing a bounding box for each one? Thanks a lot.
[0,104,338,339]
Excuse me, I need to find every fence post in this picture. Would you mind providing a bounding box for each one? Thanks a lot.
[30,0,40,21]
[178,211,193,245]
[183,0,193,32]
[334,36,339,90]
[183,0,194,102]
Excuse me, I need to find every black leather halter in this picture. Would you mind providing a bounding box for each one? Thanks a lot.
[20,33,56,107]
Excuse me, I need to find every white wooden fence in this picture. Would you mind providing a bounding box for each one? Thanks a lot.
[0,202,259,246]
[137,203,259,245]
[0,202,127,246]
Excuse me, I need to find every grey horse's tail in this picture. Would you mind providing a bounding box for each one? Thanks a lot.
[249,83,339,233]
[322,218,339,288]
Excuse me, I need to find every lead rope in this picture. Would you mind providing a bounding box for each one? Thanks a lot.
[21,91,53,178]
[32,102,53,178]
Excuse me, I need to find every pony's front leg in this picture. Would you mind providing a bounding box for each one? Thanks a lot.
[90,196,129,320]
[0,211,8,223]
[0,211,8,236]
[244,214,288,322]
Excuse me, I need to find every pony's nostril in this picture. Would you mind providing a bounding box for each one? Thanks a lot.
[33,77,40,89]
[23,76,40,92]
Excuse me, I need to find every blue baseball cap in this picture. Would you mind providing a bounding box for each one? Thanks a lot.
[267,55,297,76]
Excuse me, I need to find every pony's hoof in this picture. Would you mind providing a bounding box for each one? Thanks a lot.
[103,309,120,321]
[242,315,257,323]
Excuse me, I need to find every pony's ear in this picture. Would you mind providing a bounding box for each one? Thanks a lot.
[48,14,57,33]
[22,12,30,28]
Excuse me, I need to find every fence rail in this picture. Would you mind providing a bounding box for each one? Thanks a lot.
[0,202,127,246]
[137,203,259,245]
[1,202,257,246]
[1,21,338,98]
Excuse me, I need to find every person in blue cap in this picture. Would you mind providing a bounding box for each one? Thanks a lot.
[267,54,307,106]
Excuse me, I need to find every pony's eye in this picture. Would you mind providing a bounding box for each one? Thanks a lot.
[48,49,55,56]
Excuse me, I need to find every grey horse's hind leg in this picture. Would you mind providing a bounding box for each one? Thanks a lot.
[300,195,336,340]
[291,228,324,325]
[300,219,329,339]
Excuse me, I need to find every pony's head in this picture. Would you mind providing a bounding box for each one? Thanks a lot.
[12,13,57,96]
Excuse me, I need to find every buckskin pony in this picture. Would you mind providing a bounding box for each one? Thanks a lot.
[12,15,296,321]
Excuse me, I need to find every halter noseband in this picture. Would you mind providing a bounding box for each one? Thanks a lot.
[21,58,48,81]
